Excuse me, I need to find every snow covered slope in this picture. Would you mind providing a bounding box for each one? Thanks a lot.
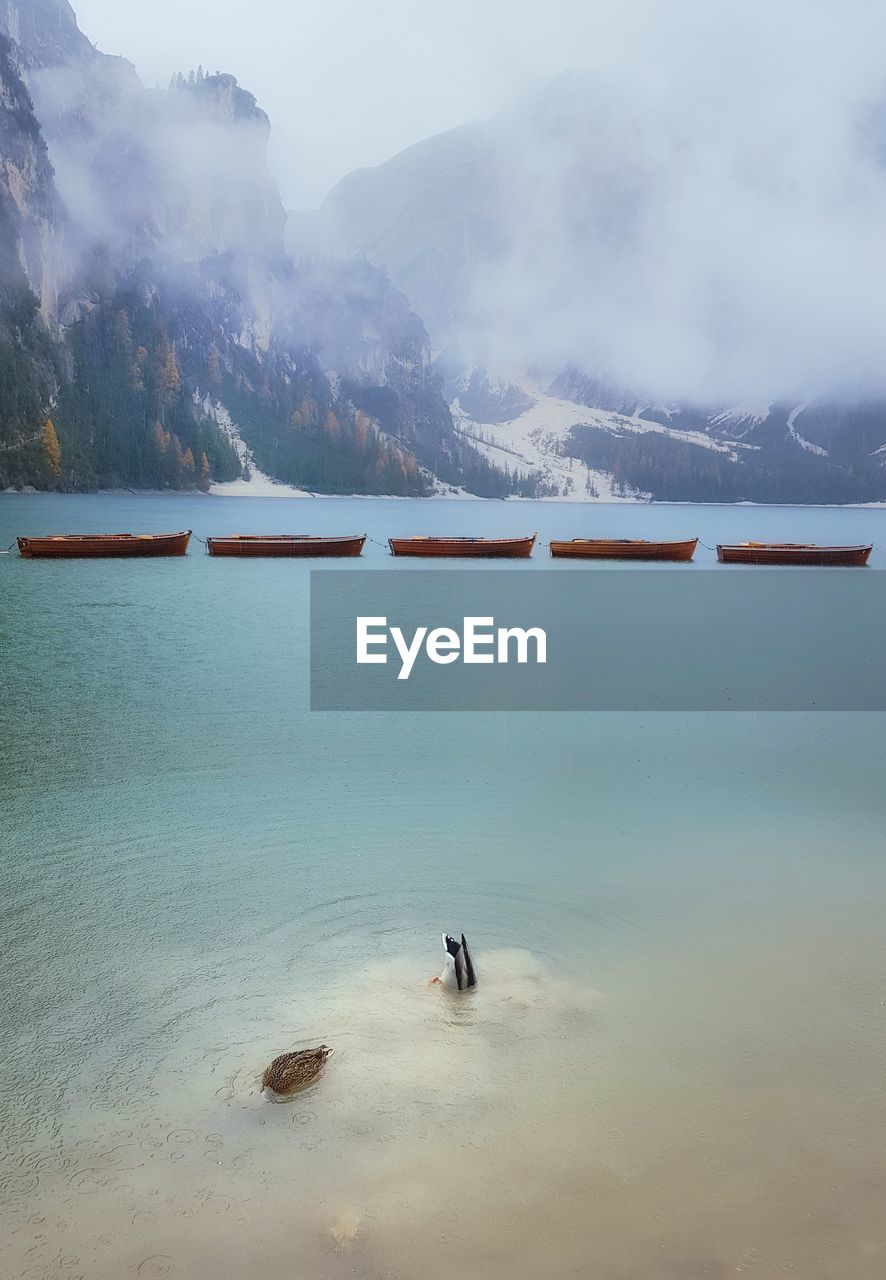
[450,372,737,501]
[198,396,311,497]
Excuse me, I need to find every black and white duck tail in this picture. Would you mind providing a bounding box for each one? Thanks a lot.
[443,932,477,990]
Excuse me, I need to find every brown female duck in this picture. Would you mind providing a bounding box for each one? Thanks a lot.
[261,1045,332,1096]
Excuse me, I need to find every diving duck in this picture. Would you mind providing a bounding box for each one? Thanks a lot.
[430,933,476,990]
[261,1045,332,1095]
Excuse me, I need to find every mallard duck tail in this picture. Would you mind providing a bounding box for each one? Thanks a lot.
[434,933,477,990]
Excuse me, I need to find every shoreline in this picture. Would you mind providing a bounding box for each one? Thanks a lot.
[3,488,886,510]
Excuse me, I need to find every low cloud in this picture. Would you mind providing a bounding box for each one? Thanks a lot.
[465,1,886,402]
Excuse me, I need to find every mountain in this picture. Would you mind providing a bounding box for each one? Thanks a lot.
[294,73,886,504]
[442,367,886,505]
[547,372,886,504]
[292,121,502,349]
[0,0,514,495]
[290,73,675,363]
[7,7,886,504]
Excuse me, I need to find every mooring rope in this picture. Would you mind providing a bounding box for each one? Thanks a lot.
[366,536,390,551]
[697,540,718,551]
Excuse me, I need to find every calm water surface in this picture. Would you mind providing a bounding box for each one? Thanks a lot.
[1,494,885,1279]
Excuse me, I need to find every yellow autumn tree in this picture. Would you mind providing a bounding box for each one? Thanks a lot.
[200,451,210,491]
[163,348,181,397]
[156,337,181,415]
[41,420,61,477]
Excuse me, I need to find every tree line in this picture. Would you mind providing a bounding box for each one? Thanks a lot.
[566,425,886,505]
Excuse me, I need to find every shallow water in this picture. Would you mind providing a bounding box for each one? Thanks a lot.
[1,494,885,1279]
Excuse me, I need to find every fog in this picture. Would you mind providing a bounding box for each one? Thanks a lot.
[62,1,886,402]
[471,6,886,404]
[72,0,621,209]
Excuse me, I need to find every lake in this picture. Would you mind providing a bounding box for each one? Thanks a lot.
[1,493,885,1280]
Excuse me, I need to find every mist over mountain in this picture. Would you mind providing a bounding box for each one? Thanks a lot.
[290,2,886,502]
[5,0,886,501]
[0,0,511,495]
[297,5,886,405]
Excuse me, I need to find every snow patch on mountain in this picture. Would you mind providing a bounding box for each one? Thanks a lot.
[450,372,738,501]
[709,402,773,434]
[786,402,829,456]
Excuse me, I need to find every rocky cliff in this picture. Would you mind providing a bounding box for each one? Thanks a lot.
[0,34,60,487]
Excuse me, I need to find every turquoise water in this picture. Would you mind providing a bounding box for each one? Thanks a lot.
[2,494,886,1280]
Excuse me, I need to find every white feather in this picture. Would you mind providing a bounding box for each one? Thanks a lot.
[440,952,459,990]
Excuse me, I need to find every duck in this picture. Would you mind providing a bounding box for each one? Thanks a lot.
[261,1045,332,1095]
[430,933,477,990]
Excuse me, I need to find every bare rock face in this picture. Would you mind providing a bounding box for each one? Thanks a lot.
[0,0,95,71]
[0,35,59,487]
[0,35,58,322]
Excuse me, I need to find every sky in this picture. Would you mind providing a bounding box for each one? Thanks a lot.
[72,0,633,209]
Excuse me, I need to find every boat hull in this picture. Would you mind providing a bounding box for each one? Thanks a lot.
[717,543,872,566]
[17,531,191,558]
[207,535,366,557]
[388,535,536,558]
[550,538,698,561]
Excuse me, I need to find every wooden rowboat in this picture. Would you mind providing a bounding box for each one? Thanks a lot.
[716,542,872,566]
[388,534,536,558]
[206,534,365,557]
[17,531,191,558]
[550,537,698,561]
